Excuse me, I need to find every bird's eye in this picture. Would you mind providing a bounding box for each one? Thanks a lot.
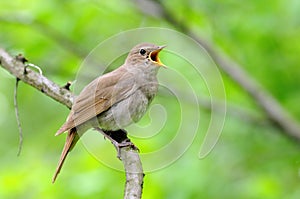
[139,49,146,55]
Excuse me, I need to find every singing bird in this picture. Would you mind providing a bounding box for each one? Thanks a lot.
[52,43,166,183]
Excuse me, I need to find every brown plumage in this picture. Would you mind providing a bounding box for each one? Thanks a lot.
[52,43,165,183]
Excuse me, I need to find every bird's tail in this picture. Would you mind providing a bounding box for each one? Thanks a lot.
[52,128,78,183]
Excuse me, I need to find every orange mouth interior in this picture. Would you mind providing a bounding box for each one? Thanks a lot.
[149,50,164,66]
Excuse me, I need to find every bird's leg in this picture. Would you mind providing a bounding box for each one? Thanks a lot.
[93,127,139,159]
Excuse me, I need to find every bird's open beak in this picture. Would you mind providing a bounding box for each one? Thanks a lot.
[149,45,166,67]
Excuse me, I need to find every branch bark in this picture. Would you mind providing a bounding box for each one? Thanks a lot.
[0,49,74,108]
[136,0,300,141]
[122,148,144,199]
[0,48,144,199]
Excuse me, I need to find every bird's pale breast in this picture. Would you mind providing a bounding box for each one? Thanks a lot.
[96,80,158,130]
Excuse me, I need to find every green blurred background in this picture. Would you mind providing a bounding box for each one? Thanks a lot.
[1,0,300,198]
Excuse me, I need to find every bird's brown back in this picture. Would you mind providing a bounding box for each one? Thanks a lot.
[55,66,137,135]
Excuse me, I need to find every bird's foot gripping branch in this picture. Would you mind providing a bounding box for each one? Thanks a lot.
[94,127,139,159]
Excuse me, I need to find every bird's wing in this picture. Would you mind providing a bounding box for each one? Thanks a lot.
[55,67,137,135]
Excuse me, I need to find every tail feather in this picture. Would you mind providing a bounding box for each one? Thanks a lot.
[55,124,71,136]
[52,128,77,183]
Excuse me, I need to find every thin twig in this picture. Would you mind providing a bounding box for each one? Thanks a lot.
[14,78,23,156]
[25,63,43,75]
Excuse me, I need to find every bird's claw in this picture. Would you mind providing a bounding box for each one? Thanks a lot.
[93,127,139,159]
[111,140,139,159]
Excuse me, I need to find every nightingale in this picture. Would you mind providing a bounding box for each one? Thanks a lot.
[52,43,165,183]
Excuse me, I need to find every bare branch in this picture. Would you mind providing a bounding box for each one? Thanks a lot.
[121,148,144,199]
[0,48,74,108]
[0,48,144,198]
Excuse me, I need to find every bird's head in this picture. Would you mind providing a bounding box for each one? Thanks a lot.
[125,43,166,69]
